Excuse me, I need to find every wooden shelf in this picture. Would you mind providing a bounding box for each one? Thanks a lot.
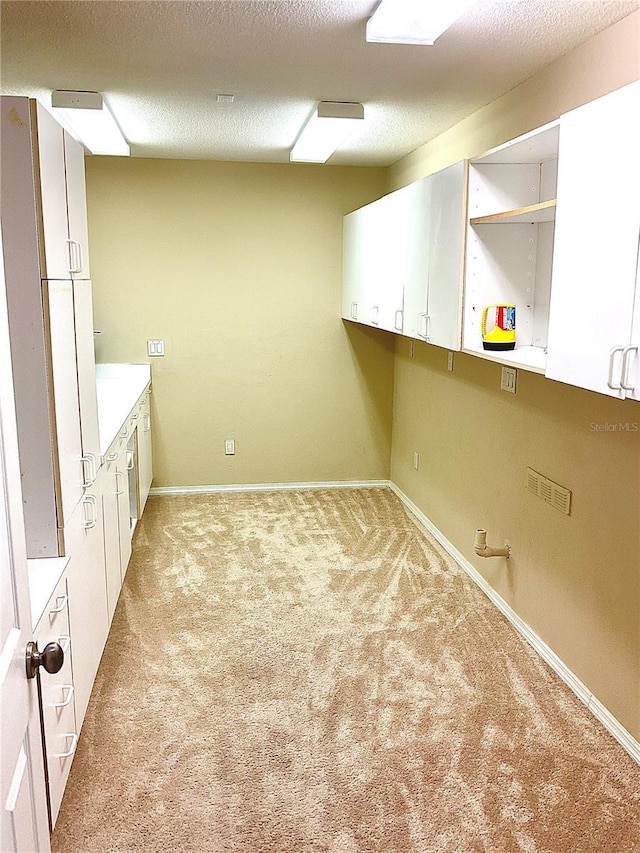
[463,344,547,374]
[470,199,556,226]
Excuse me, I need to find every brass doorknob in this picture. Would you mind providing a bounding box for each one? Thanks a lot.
[25,640,64,679]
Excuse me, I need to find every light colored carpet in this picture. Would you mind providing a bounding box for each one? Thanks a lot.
[52,488,640,852]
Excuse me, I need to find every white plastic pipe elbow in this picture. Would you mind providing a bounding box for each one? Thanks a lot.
[474,528,510,559]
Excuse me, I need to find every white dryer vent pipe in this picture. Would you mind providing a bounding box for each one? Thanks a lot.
[474,528,510,559]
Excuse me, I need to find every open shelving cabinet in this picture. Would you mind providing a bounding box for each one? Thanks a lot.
[463,121,560,373]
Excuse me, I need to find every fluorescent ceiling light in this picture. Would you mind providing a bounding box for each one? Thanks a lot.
[51,90,130,156]
[366,0,473,45]
[290,102,364,164]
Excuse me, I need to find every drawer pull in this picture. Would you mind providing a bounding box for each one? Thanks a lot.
[81,453,97,487]
[52,685,74,709]
[82,495,97,530]
[131,413,139,420]
[107,452,118,462]
[49,594,68,615]
[143,413,151,432]
[126,450,135,471]
[54,732,78,759]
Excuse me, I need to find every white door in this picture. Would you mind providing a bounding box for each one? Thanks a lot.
[625,238,640,401]
[0,225,51,852]
[546,81,640,396]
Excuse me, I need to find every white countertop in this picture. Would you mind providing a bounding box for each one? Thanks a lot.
[96,363,152,457]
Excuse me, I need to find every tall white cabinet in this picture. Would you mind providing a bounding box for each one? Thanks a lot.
[545,80,640,398]
[1,96,99,557]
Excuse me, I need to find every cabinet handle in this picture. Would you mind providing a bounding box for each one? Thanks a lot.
[82,495,97,529]
[121,427,129,439]
[607,346,625,390]
[51,685,74,709]
[350,302,358,320]
[620,345,638,391]
[54,732,78,759]
[115,470,125,496]
[81,454,97,487]
[126,450,135,471]
[371,305,379,326]
[66,240,82,274]
[394,309,403,331]
[143,413,151,432]
[418,312,429,339]
[131,413,139,420]
[107,452,118,462]
[57,635,71,654]
[49,594,68,615]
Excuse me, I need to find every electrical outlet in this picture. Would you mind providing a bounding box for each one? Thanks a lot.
[500,366,517,393]
[413,451,420,470]
[447,352,455,372]
[225,439,235,455]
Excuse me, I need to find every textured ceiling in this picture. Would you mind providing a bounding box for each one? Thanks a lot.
[1,0,638,165]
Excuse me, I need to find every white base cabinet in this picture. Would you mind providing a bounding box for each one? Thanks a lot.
[34,576,77,829]
[64,488,109,732]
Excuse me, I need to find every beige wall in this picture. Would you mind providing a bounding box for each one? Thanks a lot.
[389,11,640,738]
[86,159,393,487]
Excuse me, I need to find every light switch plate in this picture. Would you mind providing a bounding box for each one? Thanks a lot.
[500,366,517,393]
[147,339,165,357]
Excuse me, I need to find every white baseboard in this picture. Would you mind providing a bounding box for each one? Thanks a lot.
[149,479,391,497]
[389,482,640,767]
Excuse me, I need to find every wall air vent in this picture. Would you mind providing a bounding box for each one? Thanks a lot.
[525,467,571,515]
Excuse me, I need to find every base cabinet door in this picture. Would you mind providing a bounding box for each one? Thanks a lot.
[65,488,109,730]
[98,460,122,625]
[137,390,153,515]
[34,576,77,829]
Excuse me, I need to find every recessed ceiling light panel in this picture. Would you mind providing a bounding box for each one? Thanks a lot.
[51,90,130,156]
[290,102,365,164]
[366,0,473,45]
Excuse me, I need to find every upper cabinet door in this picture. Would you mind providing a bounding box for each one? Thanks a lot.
[35,101,70,279]
[63,131,91,279]
[546,81,640,397]
[73,280,100,462]
[425,161,466,350]
[46,280,84,525]
[35,103,91,279]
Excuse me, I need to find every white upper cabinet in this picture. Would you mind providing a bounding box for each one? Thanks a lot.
[342,186,410,333]
[35,101,91,279]
[342,164,465,345]
[545,81,640,399]
[463,122,560,373]
[403,161,466,350]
